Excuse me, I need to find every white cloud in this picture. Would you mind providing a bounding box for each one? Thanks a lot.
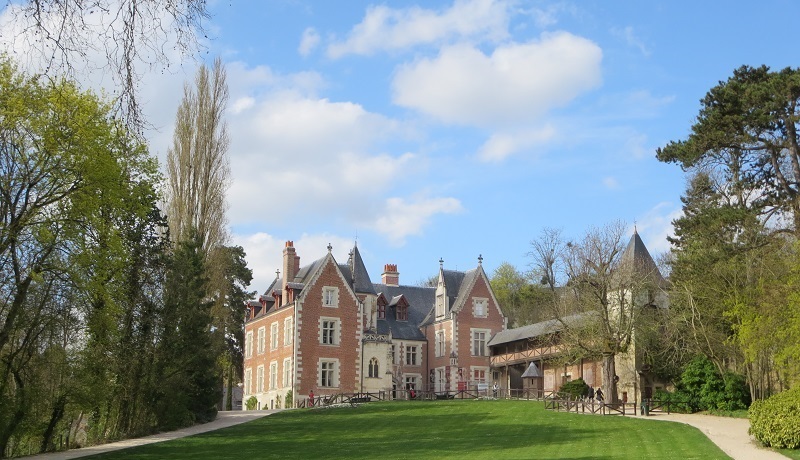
[392,32,602,127]
[219,64,459,244]
[611,26,650,57]
[477,124,556,161]
[635,202,682,254]
[370,197,464,245]
[299,27,321,57]
[327,0,510,58]
[233,232,355,292]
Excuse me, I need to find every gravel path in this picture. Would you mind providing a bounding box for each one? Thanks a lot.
[635,412,788,460]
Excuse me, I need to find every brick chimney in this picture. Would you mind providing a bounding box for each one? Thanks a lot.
[282,241,300,297]
[382,264,399,286]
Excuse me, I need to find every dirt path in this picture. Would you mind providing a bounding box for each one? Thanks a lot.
[21,410,281,460]
[635,412,787,460]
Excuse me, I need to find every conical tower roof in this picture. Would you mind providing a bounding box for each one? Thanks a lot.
[619,230,664,285]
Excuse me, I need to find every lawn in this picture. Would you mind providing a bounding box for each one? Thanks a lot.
[88,400,730,459]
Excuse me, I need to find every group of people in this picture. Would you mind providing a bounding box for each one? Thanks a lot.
[586,386,604,403]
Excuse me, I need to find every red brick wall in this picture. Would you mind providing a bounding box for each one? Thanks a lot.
[454,272,505,376]
[296,258,362,397]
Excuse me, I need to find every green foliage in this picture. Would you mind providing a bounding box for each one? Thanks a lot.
[285,390,293,408]
[557,378,589,399]
[749,387,800,449]
[676,355,750,412]
[245,396,258,411]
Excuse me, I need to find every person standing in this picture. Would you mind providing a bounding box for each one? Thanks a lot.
[493,382,499,398]
[309,390,315,407]
[596,387,604,404]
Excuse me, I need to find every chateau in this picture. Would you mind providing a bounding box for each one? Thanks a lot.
[242,241,506,409]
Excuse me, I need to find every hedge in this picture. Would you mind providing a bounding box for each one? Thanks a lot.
[749,387,800,449]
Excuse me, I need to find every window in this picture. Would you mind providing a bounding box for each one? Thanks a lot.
[257,327,265,354]
[436,368,445,392]
[368,357,379,378]
[245,331,253,358]
[435,331,445,357]
[473,298,488,317]
[320,318,339,345]
[391,345,395,364]
[405,375,417,391]
[406,345,418,366]
[320,360,338,388]
[270,361,278,390]
[396,305,407,321]
[284,317,293,346]
[436,293,445,317]
[322,286,338,307]
[283,358,292,387]
[256,365,264,393]
[270,322,279,350]
[473,368,486,384]
[244,368,252,395]
[377,303,385,320]
[471,329,489,356]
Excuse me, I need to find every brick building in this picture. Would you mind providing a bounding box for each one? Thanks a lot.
[242,241,507,409]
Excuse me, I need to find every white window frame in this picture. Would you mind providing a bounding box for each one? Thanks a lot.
[471,328,490,357]
[405,345,418,366]
[256,365,264,393]
[270,361,278,390]
[404,374,419,391]
[473,297,488,318]
[244,368,252,395]
[245,331,253,358]
[270,322,279,350]
[284,317,293,346]
[319,358,339,388]
[257,326,266,354]
[283,358,292,387]
[320,317,340,346]
[435,330,445,357]
[435,293,445,318]
[472,366,489,385]
[368,357,379,378]
[322,286,339,307]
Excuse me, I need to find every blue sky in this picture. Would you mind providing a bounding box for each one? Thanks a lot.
[5,0,799,291]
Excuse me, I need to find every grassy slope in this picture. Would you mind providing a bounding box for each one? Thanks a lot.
[88,400,730,460]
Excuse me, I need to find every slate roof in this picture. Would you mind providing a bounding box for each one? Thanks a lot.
[340,245,377,295]
[487,313,590,347]
[373,284,434,341]
[619,231,665,286]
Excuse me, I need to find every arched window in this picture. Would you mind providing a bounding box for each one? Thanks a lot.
[368,357,379,378]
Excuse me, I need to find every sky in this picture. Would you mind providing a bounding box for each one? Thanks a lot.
[3,0,800,293]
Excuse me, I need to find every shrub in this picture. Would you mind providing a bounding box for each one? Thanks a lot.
[676,355,749,411]
[285,390,293,408]
[245,396,258,411]
[653,388,694,413]
[558,378,590,399]
[749,387,800,449]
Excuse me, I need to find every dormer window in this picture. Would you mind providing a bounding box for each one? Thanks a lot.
[377,303,386,320]
[436,293,445,317]
[396,305,407,321]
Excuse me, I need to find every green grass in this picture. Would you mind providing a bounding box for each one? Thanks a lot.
[88,400,730,459]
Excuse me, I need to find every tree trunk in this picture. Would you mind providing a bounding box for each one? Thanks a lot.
[601,353,618,404]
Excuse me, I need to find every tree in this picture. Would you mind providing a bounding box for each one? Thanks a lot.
[165,56,230,255]
[156,234,219,429]
[3,0,210,133]
[529,222,663,404]
[0,57,165,455]
[490,262,550,327]
[657,65,800,236]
